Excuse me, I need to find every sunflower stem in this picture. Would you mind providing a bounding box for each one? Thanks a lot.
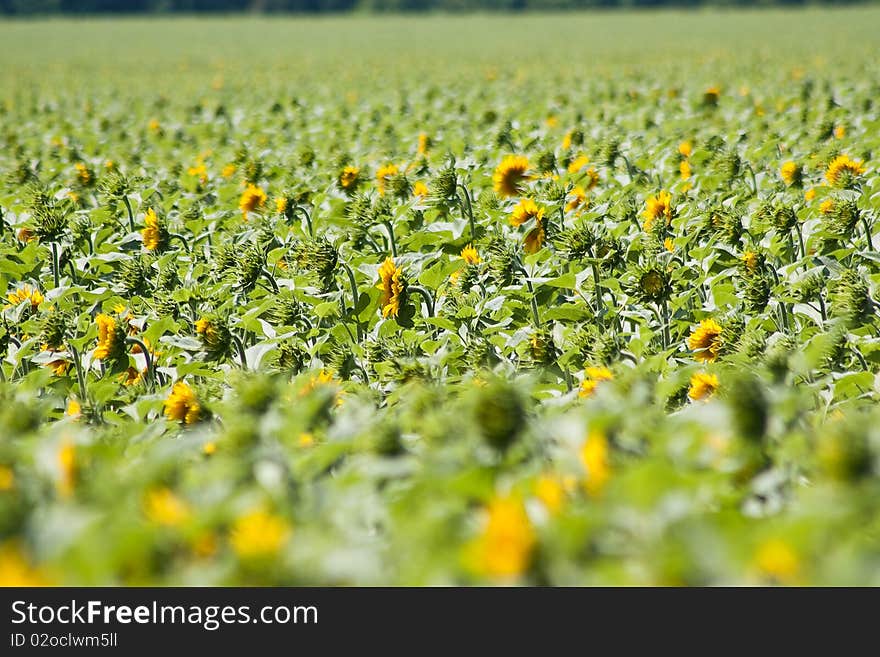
[860,214,874,251]
[168,233,191,253]
[68,343,88,403]
[260,268,279,294]
[124,337,155,389]
[231,335,248,370]
[517,265,541,326]
[408,285,435,317]
[296,206,314,238]
[457,183,476,242]
[51,242,60,288]
[381,221,397,258]
[340,262,363,342]
[122,195,135,232]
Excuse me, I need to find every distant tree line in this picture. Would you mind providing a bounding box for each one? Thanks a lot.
[0,0,872,14]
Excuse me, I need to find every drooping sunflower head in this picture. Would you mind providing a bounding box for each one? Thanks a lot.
[164,381,201,425]
[376,163,399,196]
[509,198,544,227]
[337,165,360,193]
[238,183,267,220]
[825,154,866,188]
[642,191,673,231]
[376,257,406,319]
[565,186,588,213]
[141,208,167,252]
[780,161,802,187]
[93,313,126,363]
[688,372,719,401]
[688,319,723,363]
[579,366,614,398]
[195,314,232,360]
[493,155,530,198]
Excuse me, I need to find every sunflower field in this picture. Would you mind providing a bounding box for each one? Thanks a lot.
[1,10,880,586]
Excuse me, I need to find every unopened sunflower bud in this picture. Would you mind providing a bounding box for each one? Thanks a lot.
[536,150,557,173]
[471,377,526,451]
[486,235,518,287]
[118,256,151,297]
[195,314,232,361]
[38,309,71,352]
[830,269,873,328]
[291,237,339,291]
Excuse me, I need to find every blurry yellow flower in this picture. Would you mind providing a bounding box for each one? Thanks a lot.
[820,198,835,215]
[780,161,800,186]
[376,257,405,319]
[203,442,217,456]
[74,162,92,186]
[493,155,530,197]
[164,382,201,425]
[239,183,267,220]
[643,191,673,231]
[678,141,692,158]
[804,188,816,201]
[230,509,290,560]
[460,244,481,265]
[66,399,81,418]
[467,495,535,580]
[57,438,77,498]
[754,538,800,584]
[300,369,337,397]
[688,319,723,362]
[275,197,288,214]
[141,208,162,251]
[579,366,613,398]
[742,250,759,272]
[47,360,70,377]
[0,544,50,586]
[0,465,14,492]
[119,366,145,387]
[523,222,545,255]
[679,160,692,180]
[567,154,590,174]
[509,198,544,227]
[4,284,43,310]
[339,165,360,191]
[545,115,559,128]
[144,488,191,527]
[825,154,865,187]
[566,186,588,213]
[221,163,237,178]
[561,131,574,150]
[833,125,845,139]
[376,163,399,196]
[298,432,315,448]
[148,118,161,133]
[535,474,566,515]
[580,430,611,496]
[187,162,207,184]
[664,237,675,252]
[93,313,119,360]
[417,132,430,156]
[688,372,719,401]
[413,181,429,198]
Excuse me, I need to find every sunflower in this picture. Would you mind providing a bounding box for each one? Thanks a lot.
[642,191,673,231]
[509,198,544,227]
[93,313,124,361]
[567,155,590,174]
[4,284,43,310]
[579,366,613,398]
[239,183,267,220]
[376,163,399,196]
[678,141,693,158]
[460,244,481,265]
[466,495,535,580]
[566,186,588,213]
[742,250,759,272]
[680,160,692,180]
[412,181,429,198]
[164,381,201,425]
[493,155,530,197]
[825,154,865,187]
[580,430,611,496]
[339,165,360,192]
[376,257,405,319]
[780,161,801,187]
[230,509,290,560]
[688,372,719,401]
[417,132,430,156]
[141,208,166,251]
[688,319,723,362]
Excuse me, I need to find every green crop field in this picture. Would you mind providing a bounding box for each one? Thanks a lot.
[1,8,879,585]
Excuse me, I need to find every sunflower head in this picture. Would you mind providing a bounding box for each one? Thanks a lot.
[825,154,865,188]
[780,161,802,187]
[141,208,168,252]
[376,257,406,319]
[642,191,674,231]
[493,155,530,198]
[688,319,723,363]
[688,372,719,401]
[239,184,267,220]
[376,163,399,196]
[164,381,201,425]
[338,165,360,193]
[509,198,544,227]
[94,312,127,365]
